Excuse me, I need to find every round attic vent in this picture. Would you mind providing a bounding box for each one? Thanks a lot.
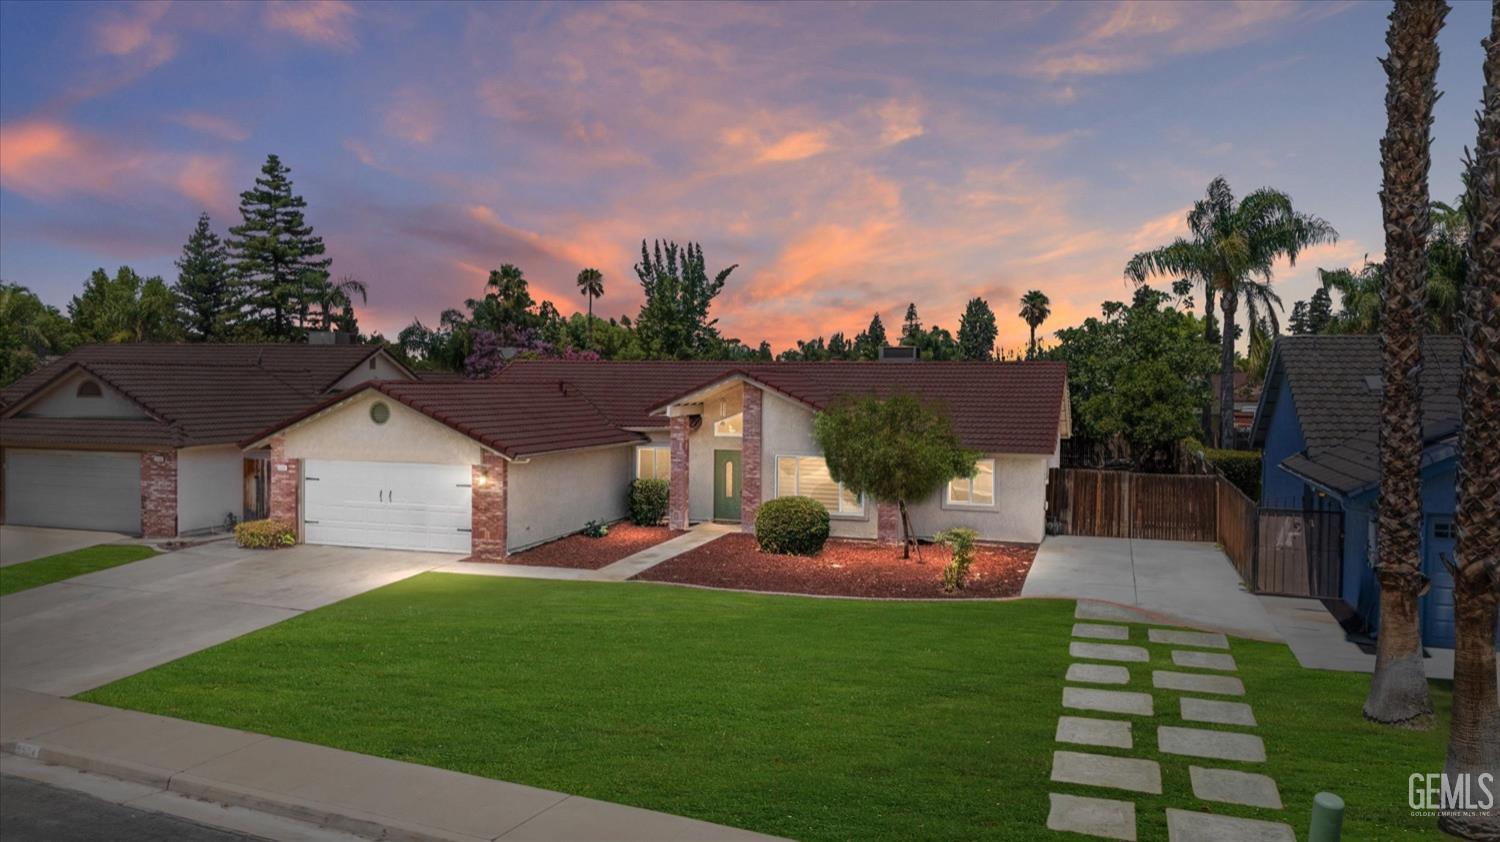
[370,401,391,425]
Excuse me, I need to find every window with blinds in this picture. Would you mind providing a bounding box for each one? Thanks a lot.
[776,455,862,515]
[636,446,671,481]
[947,459,995,506]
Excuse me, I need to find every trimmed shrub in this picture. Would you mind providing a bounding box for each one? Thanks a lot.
[629,478,670,526]
[582,520,609,538]
[935,527,979,592]
[754,496,830,556]
[1205,448,1261,501]
[235,519,296,549]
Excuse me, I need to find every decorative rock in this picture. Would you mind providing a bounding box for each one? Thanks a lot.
[1153,670,1245,696]
[1047,793,1137,841]
[1165,809,1295,841]
[1051,750,1162,794]
[1063,686,1155,716]
[1158,726,1266,762]
[1067,663,1131,685]
[1148,628,1229,649]
[1181,697,1257,727]
[1056,716,1133,749]
[1074,622,1131,640]
[1190,766,1283,808]
[1071,642,1150,663]
[1076,601,1156,623]
[1172,650,1237,671]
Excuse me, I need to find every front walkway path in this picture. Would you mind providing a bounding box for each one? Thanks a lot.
[1023,536,1281,641]
[594,522,738,581]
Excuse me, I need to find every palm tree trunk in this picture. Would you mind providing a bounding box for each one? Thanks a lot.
[587,294,594,349]
[1218,290,1237,448]
[1028,324,1036,359]
[1204,285,1217,343]
[1364,0,1443,728]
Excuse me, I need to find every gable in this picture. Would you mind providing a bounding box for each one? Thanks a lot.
[329,350,415,391]
[11,369,151,420]
[278,390,484,465]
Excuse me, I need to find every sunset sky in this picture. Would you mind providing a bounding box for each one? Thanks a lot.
[0,1,1489,353]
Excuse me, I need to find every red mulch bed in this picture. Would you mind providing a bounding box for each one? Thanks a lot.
[634,533,1038,598]
[506,524,683,570]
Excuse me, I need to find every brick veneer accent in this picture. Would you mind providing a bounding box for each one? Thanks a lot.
[140,449,178,538]
[740,386,763,530]
[669,416,691,530]
[471,451,508,561]
[268,434,301,540]
[877,501,901,544]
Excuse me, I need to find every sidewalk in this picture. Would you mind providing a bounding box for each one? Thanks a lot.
[1258,595,1482,681]
[0,687,780,842]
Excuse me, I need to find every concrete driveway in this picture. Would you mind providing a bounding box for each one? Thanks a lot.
[1,527,129,567]
[1022,535,1281,641]
[0,543,453,696]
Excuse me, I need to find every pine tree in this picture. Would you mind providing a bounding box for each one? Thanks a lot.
[901,303,922,344]
[634,240,736,359]
[226,154,332,341]
[957,297,998,360]
[1306,286,1334,333]
[1288,300,1310,334]
[174,213,235,341]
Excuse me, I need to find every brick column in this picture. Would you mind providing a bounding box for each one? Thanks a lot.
[740,386,763,531]
[471,451,508,561]
[877,501,902,544]
[669,415,691,530]
[269,434,301,540]
[140,449,178,538]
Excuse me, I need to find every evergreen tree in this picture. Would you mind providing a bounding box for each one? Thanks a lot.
[1306,286,1334,333]
[957,296,998,360]
[852,313,887,359]
[1288,300,1310,335]
[173,213,234,341]
[756,340,773,361]
[226,154,332,341]
[69,267,181,343]
[634,239,736,358]
[901,303,922,344]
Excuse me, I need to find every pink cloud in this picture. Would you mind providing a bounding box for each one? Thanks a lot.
[383,87,441,144]
[263,0,357,50]
[170,111,249,142]
[93,1,176,68]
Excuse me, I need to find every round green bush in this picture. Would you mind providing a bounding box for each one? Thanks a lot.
[629,478,670,526]
[754,496,830,555]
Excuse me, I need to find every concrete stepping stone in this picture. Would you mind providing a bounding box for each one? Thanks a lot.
[1051,750,1162,794]
[1063,686,1155,716]
[1158,726,1266,762]
[1166,809,1295,841]
[1148,629,1229,649]
[1190,766,1283,808]
[1056,716,1133,749]
[1071,642,1150,663]
[1153,670,1245,696]
[1047,792,1137,841]
[1181,697,1257,727]
[1074,622,1131,641]
[1076,601,1156,623]
[1067,663,1130,685]
[1172,650,1237,671]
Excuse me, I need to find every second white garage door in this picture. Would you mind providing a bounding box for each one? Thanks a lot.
[303,460,472,553]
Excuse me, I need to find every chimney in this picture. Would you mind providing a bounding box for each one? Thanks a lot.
[879,346,918,363]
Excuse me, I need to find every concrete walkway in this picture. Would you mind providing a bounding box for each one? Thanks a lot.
[0,687,777,842]
[1,526,129,567]
[1022,536,1281,641]
[594,522,739,581]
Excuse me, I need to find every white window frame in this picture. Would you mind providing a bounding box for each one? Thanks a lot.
[774,454,864,517]
[635,445,672,481]
[713,412,743,437]
[945,459,997,508]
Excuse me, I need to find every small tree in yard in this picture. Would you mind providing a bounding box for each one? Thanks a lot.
[812,393,979,560]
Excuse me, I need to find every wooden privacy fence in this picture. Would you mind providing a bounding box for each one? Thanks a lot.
[1048,467,1343,599]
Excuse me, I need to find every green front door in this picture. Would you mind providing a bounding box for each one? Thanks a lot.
[713,450,742,522]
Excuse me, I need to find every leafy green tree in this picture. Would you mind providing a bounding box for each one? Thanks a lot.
[576,268,604,348]
[307,274,365,334]
[226,154,332,340]
[957,297,998,360]
[852,313,887,359]
[0,283,77,387]
[1047,287,1216,465]
[812,393,979,559]
[1288,300,1310,335]
[69,267,181,344]
[173,213,235,341]
[1019,290,1051,359]
[1306,287,1334,333]
[1124,176,1336,447]
[756,340,773,361]
[634,240,736,358]
[471,264,539,333]
[900,303,922,345]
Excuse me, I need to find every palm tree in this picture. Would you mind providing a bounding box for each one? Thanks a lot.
[1126,177,1336,447]
[576,268,604,349]
[1019,290,1051,359]
[1363,0,1447,729]
[1440,3,1498,835]
[309,274,367,332]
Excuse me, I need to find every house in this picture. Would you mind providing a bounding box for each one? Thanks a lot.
[1249,335,1488,650]
[240,359,1071,558]
[1208,371,1263,449]
[0,343,416,537]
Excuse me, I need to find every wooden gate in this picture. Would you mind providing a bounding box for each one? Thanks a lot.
[1046,469,1216,542]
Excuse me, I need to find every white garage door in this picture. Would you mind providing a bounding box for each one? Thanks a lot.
[4,449,142,533]
[303,460,472,553]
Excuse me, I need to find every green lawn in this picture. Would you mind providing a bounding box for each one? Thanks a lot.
[0,544,157,596]
[79,574,1450,840]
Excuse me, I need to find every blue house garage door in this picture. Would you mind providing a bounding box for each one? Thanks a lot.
[1422,516,1456,649]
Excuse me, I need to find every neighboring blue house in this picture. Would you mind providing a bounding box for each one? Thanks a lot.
[1250,335,1478,649]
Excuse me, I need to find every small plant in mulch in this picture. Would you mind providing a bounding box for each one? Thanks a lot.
[582,520,610,538]
[935,527,979,593]
[754,496,830,555]
[234,519,296,549]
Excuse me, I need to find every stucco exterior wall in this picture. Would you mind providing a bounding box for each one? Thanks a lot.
[904,453,1051,544]
[507,444,633,551]
[18,370,148,419]
[177,444,243,533]
[330,352,411,391]
[279,391,483,465]
[686,383,744,522]
[760,390,876,539]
